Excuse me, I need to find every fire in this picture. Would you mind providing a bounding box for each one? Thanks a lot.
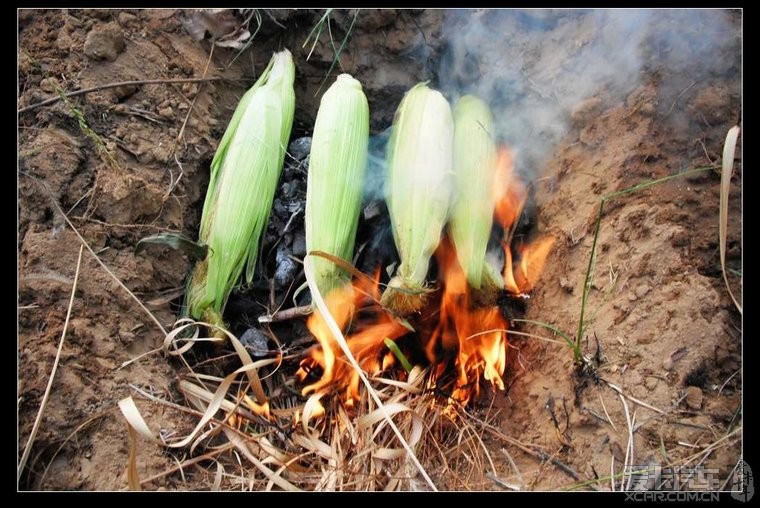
[298,143,553,412]
[493,144,554,294]
[425,236,507,405]
[297,270,409,407]
[493,146,525,231]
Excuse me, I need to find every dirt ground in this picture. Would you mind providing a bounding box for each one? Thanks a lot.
[18,9,742,491]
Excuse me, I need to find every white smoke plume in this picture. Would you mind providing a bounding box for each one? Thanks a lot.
[437,8,741,175]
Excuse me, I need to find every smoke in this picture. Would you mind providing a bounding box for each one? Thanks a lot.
[363,126,392,202]
[436,8,740,176]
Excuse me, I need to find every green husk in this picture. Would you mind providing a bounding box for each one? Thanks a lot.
[305,74,370,298]
[381,83,454,316]
[449,95,503,298]
[187,49,295,327]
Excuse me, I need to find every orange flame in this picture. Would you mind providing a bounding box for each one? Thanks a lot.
[493,144,554,294]
[514,236,555,293]
[298,144,553,411]
[297,270,409,407]
[493,146,526,231]
[424,236,507,405]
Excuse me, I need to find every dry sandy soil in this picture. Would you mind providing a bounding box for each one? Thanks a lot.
[18,9,742,491]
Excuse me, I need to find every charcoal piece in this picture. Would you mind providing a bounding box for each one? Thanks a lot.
[287,200,303,214]
[281,181,294,198]
[287,136,312,161]
[292,231,306,257]
[274,242,298,288]
[239,327,269,357]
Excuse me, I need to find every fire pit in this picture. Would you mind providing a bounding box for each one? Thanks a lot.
[18,8,741,492]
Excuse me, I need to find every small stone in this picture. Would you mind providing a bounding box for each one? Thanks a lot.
[627,292,638,302]
[119,331,136,344]
[40,77,59,93]
[112,85,138,100]
[181,83,198,96]
[152,143,172,163]
[85,9,112,20]
[158,106,174,119]
[56,30,74,51]
[80,457,93,478]
[83,22,126,62]
[645,377,658,390]
[239,328,269,357]
[662,356,674,371]
[559,277,573,293]
[635,284,651,299]
[685,386,703,410]
[118,12,138,25]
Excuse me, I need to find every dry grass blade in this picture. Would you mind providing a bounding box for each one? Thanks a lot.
[164,320,269,406]
[118,346,164,370]
[610,454,615,491]
[356,402,412,431]
[617,392,634,491]
[212,462,224,491]
[486,472,521,490]
[304,255,438,491]
[599,393,618,433]
[457,409,497,477]
[223,429,300,491]
[178,376,271,421]
[675,426,742,466]
[119,345,274,451]
[126,423,142,491]
[139,442,236,487]
[117,317,311,488]
[500,447,525,488]
[467,412,585,485]
[18,244,84,483]
[118,397,160,442]
[605,381,665,415]
[720,125,741,314]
